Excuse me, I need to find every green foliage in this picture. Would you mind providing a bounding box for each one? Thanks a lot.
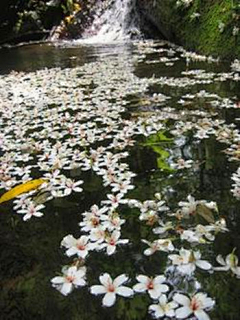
[143,131,174,172]
[0,0,65,42]
[180,0,240,57]
[62,0,74,14]
[143,0,240,58]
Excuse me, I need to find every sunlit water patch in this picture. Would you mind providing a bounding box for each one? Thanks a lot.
[0,40,239,320]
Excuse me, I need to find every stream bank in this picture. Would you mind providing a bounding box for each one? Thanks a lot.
[137,0,240,59]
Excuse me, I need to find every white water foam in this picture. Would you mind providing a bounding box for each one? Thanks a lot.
[75,0,141,44]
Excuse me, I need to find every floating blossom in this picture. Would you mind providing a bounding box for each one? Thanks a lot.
[190,12,201,20]
[181,225,215,243]
[61,235,95,259]
[51,266,86,296]
[13,193,34,210]
[171,158,194,170]
[90,273,133,307]
[79,213,101,232]
[231,167,240,199]
[231,59,240,72]
[210,219,229,233]
[218,22,225,33]
[142,239,175,255]
[176,0,193,7]
[139,210,160,225]
[98,230,129,255]
[178,195,198,217]
[214,251,240,278]
[101,193,128,209]
[79,204,108,232]
[233,26,239,36]
[139,199,169,214]
[101,211,126,231]
[178,195,217,218]
[169,248,212,275]
[194,129,211,140]
[89,226,106,243]
[17,202,45,221]
[149,294,178,318]
[110,180,135,194]
[61,178,83,196]
[173,292,215,319]
[153,221,174,234]
[133,275,169,299]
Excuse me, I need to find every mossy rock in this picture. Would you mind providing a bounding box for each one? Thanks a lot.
[137,0,240,59]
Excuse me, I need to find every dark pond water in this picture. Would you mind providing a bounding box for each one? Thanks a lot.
[0,40,239,320]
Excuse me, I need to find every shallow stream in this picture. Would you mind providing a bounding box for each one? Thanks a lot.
[0,40,239,320]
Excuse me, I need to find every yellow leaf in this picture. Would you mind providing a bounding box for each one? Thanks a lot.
[65,15,73,24]
[0,179,47,204]
[73,3,81,12]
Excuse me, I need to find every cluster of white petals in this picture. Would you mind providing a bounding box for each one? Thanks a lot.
[90,273,133,307]
[0,37,239,319]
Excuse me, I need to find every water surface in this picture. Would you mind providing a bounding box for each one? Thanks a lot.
[0,40,239,320]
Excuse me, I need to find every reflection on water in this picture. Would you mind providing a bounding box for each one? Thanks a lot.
[0,42,134,73]
[0,40,239,320]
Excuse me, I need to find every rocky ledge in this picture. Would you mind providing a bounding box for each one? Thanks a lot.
[137,0,240,59]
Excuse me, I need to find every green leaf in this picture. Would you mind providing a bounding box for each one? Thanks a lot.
[143,131,173,146]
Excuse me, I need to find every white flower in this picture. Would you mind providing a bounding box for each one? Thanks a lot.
[210,219,229,233]
[79,205,109,232]
[142,239,175,255]
[194,129,210,140]
[218,22,225,33]
[110,180,134,194]
[101,211,126,231]
[133,275,169,299]
[101,193,128,209]
[180,229,202,243]
[169,248,212,275]
[89,226,106,243]
[139,210,159,225]
[181,225,215,243]
[90,273,133,307]
[214,252,240,278]
[98,230,129,255]
[233,26,239,36]
[61,235,95,259]
[190,12,201,20]
[51,189,65,198]
[62,178,83,196]
[13,194,32,210]
[85,204,109,217]
[178,195,198,217]
[171,158,194,170]
[51,266,86,296]
[176,0,193,7]
[153,221,174,234]
[149,294,178,318]
[139,199,169,214]
[17,202,45,221]
[173,292,215,319]
[79,213,101,231]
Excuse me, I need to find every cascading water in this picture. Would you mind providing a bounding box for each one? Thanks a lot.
[78,0,141,43]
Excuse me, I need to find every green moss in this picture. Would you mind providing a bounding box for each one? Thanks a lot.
[176,0,239,57]
[142,0,240,59]
[184,0,239,57]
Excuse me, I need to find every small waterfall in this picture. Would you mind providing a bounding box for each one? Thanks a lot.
[77,0,141,43]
